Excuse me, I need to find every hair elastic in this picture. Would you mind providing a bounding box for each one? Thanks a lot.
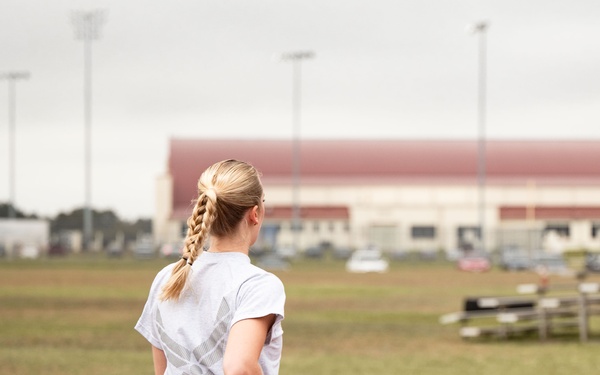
[181,255,192,265]
[205,187,217,202]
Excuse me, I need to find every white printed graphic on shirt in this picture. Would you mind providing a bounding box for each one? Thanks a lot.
[156,298,233,374]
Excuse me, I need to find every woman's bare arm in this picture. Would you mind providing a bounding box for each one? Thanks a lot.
[223,314,276,375]
[152,345,167,375]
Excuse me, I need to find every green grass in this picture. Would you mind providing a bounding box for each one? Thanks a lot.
[1,255,600,374]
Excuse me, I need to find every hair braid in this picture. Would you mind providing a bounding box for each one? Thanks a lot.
[183,196,207,260]
[187,191,217,265]
[161,190,217,301]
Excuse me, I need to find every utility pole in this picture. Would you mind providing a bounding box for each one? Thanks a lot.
[276,51,315,254]
[0,71,30,219]
[70,10,106,250]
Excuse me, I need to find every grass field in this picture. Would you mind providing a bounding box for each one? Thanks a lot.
[1,254,600,375]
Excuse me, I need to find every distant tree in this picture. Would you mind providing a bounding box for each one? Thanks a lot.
[118,218,153,242]
[50,208,152,247]
[133,218,152,233]
[51,208,86,232]
[0,203,38,219]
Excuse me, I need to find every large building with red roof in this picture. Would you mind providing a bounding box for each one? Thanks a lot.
[154,138,600,255]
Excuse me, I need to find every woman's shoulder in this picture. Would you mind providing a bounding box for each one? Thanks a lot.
[242,265,285,291]
[158,262,178,277]
[149,262,178,288]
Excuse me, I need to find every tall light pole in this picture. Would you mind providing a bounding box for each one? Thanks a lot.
[468,22,488,252]
[71,10,106,250]
[0,71,30,219]
[276,50,315,253]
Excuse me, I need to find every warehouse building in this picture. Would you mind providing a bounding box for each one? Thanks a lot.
[154,138,600,256]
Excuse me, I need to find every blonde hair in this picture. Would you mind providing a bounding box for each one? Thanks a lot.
[160,159,263,301]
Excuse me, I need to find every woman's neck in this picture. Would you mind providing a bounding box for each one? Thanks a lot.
[208,235,250,255]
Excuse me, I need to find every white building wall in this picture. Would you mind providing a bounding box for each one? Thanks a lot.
[572,221,590,249]
[157,179,600,254]
[0,219,50,258]
[270,182,600,253]
[154,173,174,244]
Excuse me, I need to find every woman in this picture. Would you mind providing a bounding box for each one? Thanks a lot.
[135,159,286,375]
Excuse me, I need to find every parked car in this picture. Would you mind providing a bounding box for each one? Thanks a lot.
[457,253,491,272]
[160,242,183,258]
[531,253,572,276]
[20,244,40,259]
[445,249,462,262]
[257,253,289,271]
[418,249,438,261]
[304,246,325,258]
[390,249,409,261]
[133,238,156,259]
[498,245,530,271]
[106,243,124,257]
[586,253,600,273]
[48,243,67,256]
[332,246,353,260]
[275,245,296,260]
[346,249,389,273]
[499,254,533,271]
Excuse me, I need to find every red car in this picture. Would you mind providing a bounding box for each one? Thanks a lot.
[457,254,491,272]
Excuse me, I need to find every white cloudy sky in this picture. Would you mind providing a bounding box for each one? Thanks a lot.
[0,0,599,220]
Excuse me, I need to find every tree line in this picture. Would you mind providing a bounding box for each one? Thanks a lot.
[0,203,152,248]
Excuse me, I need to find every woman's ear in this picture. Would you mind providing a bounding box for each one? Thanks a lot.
[250,205,259,225]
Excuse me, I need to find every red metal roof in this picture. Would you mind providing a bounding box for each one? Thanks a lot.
[264,206,349,220]
[500,206,600,220]
[168,139,600,216]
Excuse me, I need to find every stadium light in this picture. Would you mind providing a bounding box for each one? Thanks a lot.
[467,21,489,252]
[0,71,30,219]
[275,50,315,253]
[70,9,107,250]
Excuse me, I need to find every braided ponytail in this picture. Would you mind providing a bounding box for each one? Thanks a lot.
[160,189,218,301]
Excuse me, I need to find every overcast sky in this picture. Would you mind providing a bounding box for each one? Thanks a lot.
[1,0,599,220]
